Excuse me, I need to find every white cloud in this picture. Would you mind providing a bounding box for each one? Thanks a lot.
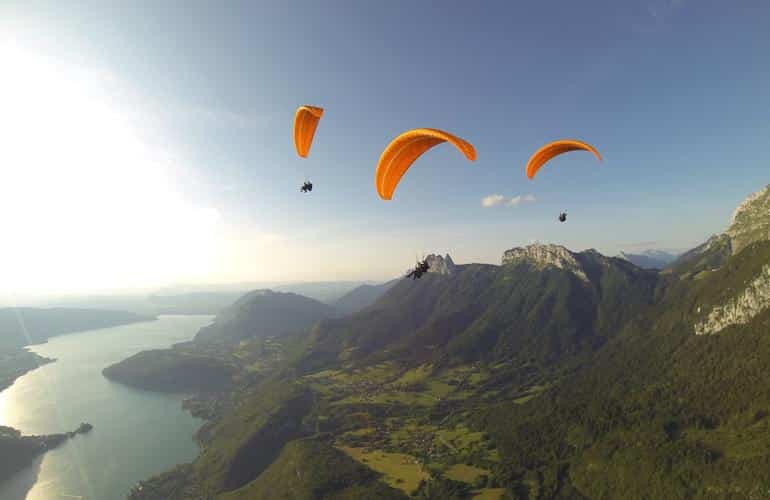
[482,194,536,208]
[481,194,505,207]
[506,194,537,207]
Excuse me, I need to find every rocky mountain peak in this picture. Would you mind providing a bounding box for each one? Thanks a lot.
[727,184,770,255]
[425,254,456,275]
[502,243,588,282]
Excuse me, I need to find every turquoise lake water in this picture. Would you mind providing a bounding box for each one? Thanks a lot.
[0,315,213,500]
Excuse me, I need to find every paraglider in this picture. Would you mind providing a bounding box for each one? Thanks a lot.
[558,211,567,222]
[300,181,313,193]
[293,105,324,158]
[375,128,476,200]
[525,139,602,180]
[406,258,431,280]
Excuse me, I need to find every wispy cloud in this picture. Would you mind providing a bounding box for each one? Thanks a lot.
[506,194,536,207]
[481,194,506,207]
[481,194,536,208]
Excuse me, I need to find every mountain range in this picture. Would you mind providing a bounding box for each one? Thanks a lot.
[122,184,770,500]
[616,249,680,269]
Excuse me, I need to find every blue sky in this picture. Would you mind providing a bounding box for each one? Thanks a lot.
[1,1,769,292]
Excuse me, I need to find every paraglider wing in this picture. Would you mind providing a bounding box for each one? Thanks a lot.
[525,139,602,180]
[293,105,324,158]
[375,128,476,200]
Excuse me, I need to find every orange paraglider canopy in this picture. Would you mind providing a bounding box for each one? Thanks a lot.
[525,139,602,179]
[293,105,324,158]
[375,128,476,200]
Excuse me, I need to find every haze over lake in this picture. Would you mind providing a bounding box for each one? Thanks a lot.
[0,315,213,500]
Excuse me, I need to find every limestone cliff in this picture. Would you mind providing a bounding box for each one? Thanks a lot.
[425,254,456,275]
[502,244,589,282]
[692,184,770,335]
[727,184,770,255]
[695,264,770,335]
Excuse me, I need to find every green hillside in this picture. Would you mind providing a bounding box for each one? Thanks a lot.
[219,438,407,500]
[130,185,770,500]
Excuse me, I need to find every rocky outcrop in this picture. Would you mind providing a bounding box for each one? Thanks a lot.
[502,244,588,282]
[426,254,456,275]
[727,184,770,255]
[695,264,770,335]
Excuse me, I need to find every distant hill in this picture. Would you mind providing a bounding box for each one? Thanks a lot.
[103,349,236,392]
[103,290,338,394]
[273,281,372,304]
[617,249,679,269]
[0,308,153,351]
[194,290,339,344]
[333,279,399,315]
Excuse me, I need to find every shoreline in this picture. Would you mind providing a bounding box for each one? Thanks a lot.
[0,349,57,393]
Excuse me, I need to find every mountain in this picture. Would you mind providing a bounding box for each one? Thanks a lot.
[672,184,770,335]
[301,246,657,372]
[194,290,339,344]
[727,184,770,255]
[617,249,679,269]
[672,184,770,273]
[0,308,153,351]
[103,289,337,393]
[479,239,770,499]
[131,184,770,500]
[473,187,770,498]
[333,279,399,315]
[273,281,373,304]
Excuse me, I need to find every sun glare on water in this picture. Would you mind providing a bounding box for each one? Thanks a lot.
[0,44,221,296]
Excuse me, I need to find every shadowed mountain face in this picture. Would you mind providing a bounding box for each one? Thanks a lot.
[332,279,399,315]
[217,438,408,500]
[194,290,339,344]
[480,238,770,499]
[301,246,659,371]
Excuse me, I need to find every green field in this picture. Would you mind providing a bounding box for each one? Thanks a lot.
[337,446,428,494]
[445,464,489,483]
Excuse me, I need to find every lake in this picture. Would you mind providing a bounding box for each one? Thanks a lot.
[0,315,214,500]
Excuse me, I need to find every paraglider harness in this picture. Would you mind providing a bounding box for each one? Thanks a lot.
[406,258,431,280]
[300,181,313,193]
[558,212,567,222]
